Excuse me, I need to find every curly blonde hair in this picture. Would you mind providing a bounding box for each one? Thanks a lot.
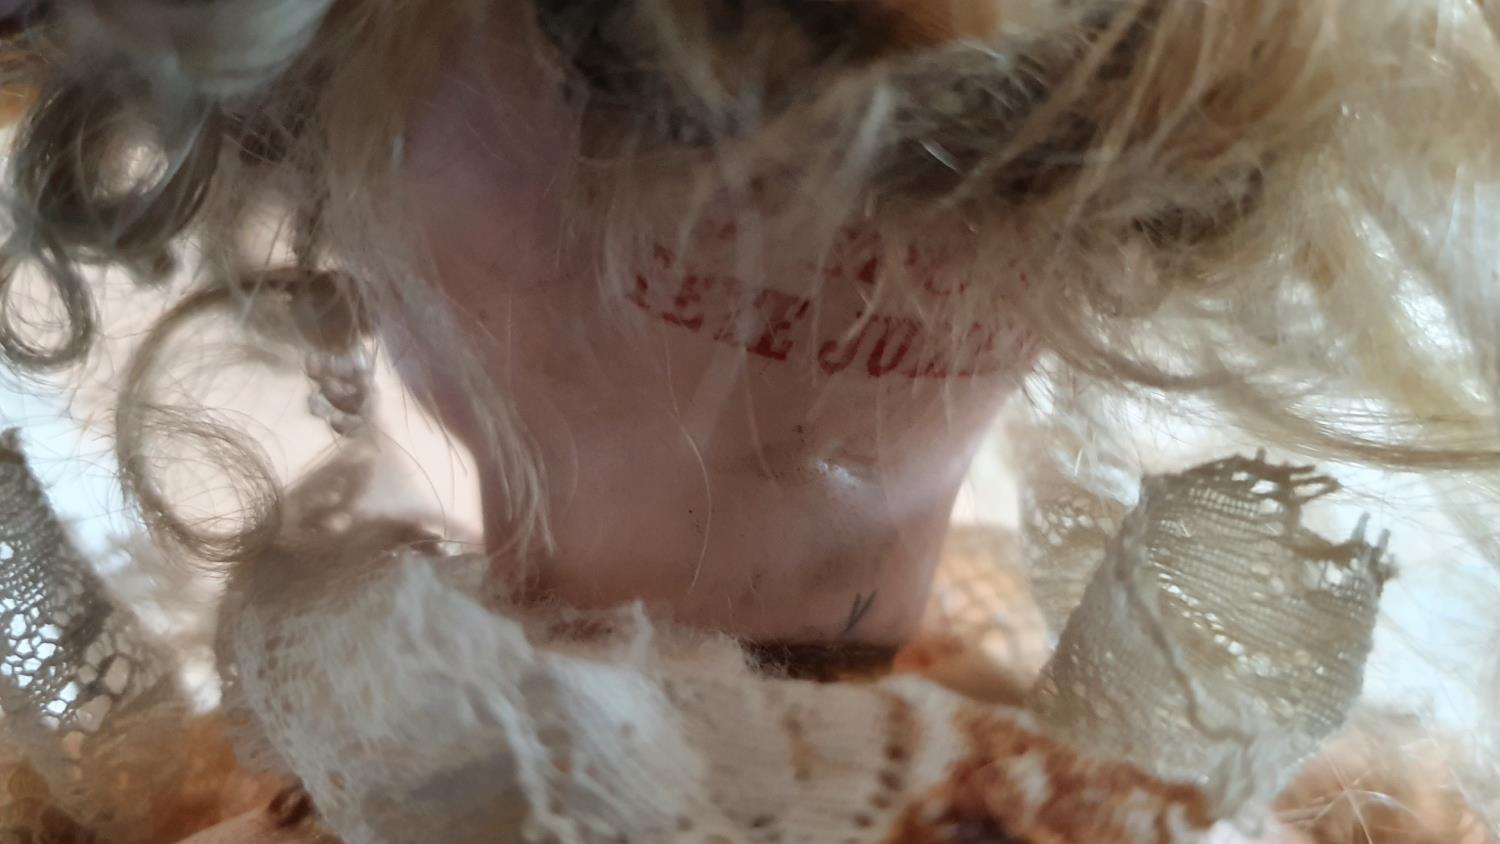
[2,3,1500,841]
[1,0,1499,582]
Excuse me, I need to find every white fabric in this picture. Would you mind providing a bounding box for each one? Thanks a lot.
[1028,456,1391,822]
[1,434,1388,842]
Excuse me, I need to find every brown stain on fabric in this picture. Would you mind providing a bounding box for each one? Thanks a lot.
[885,710,1213,844]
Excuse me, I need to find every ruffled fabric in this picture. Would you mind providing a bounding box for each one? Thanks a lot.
[0,432,1389,843]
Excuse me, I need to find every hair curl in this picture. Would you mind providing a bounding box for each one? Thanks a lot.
[0,0,1498,575]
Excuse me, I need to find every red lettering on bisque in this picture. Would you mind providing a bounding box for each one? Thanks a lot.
[628,243,1015,379]
[663,274,722,331]
[817,323,869,375]
[817,317,999,379]
[865,317,921,377]
[741,289,811,361]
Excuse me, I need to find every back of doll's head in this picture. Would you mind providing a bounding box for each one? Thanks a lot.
[3,2,1500,836]
[7,1,1500,458]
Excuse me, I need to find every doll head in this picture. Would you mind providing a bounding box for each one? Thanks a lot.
[9,1,1499,640]
[3,1,1500,840]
